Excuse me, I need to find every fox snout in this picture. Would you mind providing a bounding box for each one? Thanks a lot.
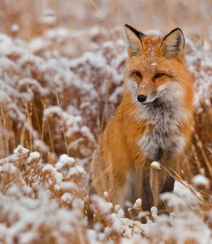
[137,91,157,104]
[137,94,147,103]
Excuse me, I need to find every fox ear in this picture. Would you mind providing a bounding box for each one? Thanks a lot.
[125,24,145,57]
[161,28,185,59]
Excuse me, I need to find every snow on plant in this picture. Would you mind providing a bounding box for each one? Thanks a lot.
[0,25,212,243]
[0,29,127,161]
[0,28,212,164]
[0,145,88,243]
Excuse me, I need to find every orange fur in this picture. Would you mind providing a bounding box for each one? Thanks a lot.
[90,26,194,212]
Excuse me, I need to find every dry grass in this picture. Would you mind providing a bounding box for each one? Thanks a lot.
[0,0,212,243]
[1,0,212,39]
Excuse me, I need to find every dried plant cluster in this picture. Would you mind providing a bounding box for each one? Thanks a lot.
[0,0,212,243]
[0,144,211,243]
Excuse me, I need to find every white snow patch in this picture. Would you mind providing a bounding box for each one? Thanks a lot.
[151,161,161,170]
[91,195,113,215]
[68,165,86,177]
[13,145,30,158]
[43,164,63,184]
[56,154,75,170]
[192,175,210,188]
[11,24,19,33]
[174,180,200,206]
[61,193,74,203]
[27,152,40,163]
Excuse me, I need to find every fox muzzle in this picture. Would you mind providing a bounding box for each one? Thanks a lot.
[137,94,147,103]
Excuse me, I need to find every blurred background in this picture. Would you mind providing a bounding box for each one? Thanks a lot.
[1,0,212,41]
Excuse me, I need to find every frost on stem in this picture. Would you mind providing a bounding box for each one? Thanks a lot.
[151,161,161,170]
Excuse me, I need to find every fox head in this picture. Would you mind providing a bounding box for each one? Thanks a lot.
[124,24,192,108]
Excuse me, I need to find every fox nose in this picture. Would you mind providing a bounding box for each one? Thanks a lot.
[137,94,147,103]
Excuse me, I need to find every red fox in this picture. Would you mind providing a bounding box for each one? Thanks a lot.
[90,25,194,212]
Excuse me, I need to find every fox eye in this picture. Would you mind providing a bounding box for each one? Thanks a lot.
[134,71,142,78]
[154,73,164,78]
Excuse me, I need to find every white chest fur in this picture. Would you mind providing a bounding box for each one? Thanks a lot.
[136,83,189,162]
[139,125,185,162]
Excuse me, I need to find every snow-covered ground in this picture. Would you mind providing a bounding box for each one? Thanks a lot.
[0,145,211,243]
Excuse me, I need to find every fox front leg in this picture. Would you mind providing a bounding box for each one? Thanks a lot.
[134,163,154,211]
